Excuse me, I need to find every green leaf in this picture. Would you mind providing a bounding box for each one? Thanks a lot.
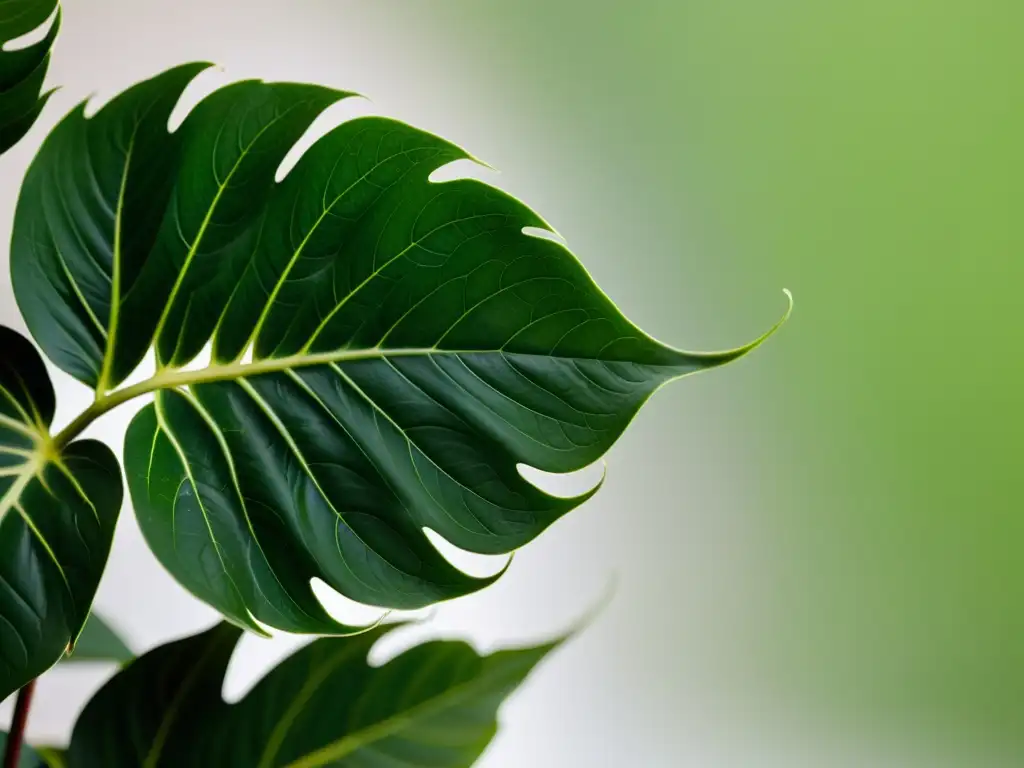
[0,732,46,767]
[9,62,213,386]
[11,64,787,634]
[0,327,122,701]
[63,612,132,663]
[33,747,66,768]
[0,0,60,155]
[66,621,558,767]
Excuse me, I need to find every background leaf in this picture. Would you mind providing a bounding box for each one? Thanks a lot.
[0,731,46,767]
[11,64,783,635]
[0,0,60,155]
[63,613,132,664]
[66,621,559,767]
[33,747,66,768]
[0,327,122,701]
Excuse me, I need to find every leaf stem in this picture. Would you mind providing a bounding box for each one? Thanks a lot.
[4,679,37,768]
[51,346,439,447]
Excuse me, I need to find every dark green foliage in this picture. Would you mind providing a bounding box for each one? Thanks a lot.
[9,64,780,636]
[0,50,785,763]
[0,328,122,701]
[0,0,60,155]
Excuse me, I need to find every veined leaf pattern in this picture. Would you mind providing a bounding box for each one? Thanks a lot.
[10,64,787,634]
[0,327,121,701]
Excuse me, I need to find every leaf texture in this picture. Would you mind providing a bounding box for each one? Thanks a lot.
[10,64,786,633]
[66,621,557,767]
[0,0,60,155]
[0,327,122,701]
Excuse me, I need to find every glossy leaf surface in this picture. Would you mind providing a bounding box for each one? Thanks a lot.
[11,64,784,634]
[67,621,557,767]
[0,0,60,155]
[0,327,122,701]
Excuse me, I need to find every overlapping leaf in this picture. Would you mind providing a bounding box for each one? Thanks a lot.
[0,328,122,701]
[0,0,60,155]
[11,63,785,634]
[64,612,132,663]
[67,621,557,767]
[0,731,46,767]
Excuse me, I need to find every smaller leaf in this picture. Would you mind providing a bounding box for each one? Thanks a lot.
[0,326,123,701]
[33,748,66,768]
[64,613,132,664]
[67,621,562,767]
[0,732,47,767]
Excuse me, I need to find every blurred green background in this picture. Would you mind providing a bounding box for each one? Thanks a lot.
[378,1,1024,761]
[416,1,1024,759]
[1,0,1020,764]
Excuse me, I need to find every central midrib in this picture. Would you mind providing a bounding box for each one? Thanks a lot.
[124,346,455,397]
[53,342,687,449]
[96,344,675,410]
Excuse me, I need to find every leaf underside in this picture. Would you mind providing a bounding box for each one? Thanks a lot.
[11,63,783,635]
[0,328,122,702]
[67,621,557,768]
[0,0,61,156]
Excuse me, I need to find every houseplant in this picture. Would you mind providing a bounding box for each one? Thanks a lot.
[0,2,788,764]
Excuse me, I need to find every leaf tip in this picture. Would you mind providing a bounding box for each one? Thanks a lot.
[467,150,498,173]
[756,286,794,349]
[568,459,607,505]
[474,550,516,590]
[679,286,793,369]
[531,576,617,654]
[740,286,793,354]
[564,573,618,640]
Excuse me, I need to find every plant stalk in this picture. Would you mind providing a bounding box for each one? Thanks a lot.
[4,679,37,768]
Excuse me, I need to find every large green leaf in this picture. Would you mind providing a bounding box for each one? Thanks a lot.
[0,327,122,701]
[66,621,558,767]
[0,732,46,767]
[0,0,60,155]
[11,63,787,634]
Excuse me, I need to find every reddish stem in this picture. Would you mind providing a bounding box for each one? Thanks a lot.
[4,680,37,768]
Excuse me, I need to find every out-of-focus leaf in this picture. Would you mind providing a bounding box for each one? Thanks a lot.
[34,747,66,768]
[67,622,560,767]
[0,731,46,767]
